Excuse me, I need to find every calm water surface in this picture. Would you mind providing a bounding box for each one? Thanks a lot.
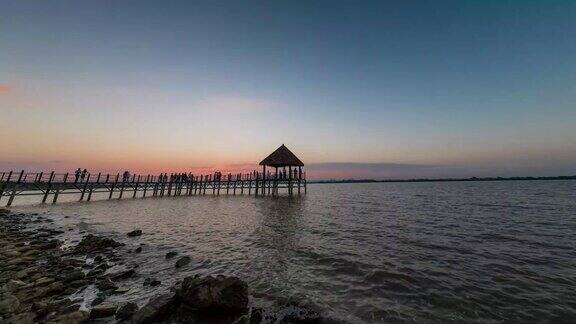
[13,180,576,323]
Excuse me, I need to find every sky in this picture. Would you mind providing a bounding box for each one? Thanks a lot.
[1,0,575,179]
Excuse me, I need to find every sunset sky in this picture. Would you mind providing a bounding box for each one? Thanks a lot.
[1,1,575,179]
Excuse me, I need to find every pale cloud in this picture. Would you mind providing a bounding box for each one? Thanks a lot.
[0,84,11,94]
[196,95,273,113]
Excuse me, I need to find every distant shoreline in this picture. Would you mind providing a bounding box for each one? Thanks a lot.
[309,175,576,184]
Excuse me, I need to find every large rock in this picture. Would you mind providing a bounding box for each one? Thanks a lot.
[116,302,138,320]
[0,294,20,315]
[48,310,89,324]
[127,230,142,237]
[131,293,177,324]
[90,304,118,319]
[175,256,191,268]
[73,235,123,254]
[178,275,248,313]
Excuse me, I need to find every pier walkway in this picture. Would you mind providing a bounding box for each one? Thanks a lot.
[0,170,307,207]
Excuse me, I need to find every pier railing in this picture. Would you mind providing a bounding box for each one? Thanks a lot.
[0,170,307,207]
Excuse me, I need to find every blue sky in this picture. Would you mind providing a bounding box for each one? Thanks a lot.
[1,0,575,178]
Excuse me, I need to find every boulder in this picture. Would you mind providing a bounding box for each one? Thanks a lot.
[116,302,138,320]
[178,275,248,313]
[90,304,118,319]
[131,293,177,324]
[175,256,191,268]
[127,230,142,237]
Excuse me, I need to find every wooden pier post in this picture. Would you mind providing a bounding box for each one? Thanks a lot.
[109,173,119,200]
[53,173,68,204]
[80,174,91,201]
[143,175,149,197]
[41,172,54,203]
[88,173,100,201]
[298,166,302,195]
[6,170,24,207]
[133,175,140,198]
[0,171,13,205]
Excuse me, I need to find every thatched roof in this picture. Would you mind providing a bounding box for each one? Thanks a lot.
[259,145,304,167]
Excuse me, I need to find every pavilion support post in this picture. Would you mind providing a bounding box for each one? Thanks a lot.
[288,166,293,196]
[274,167,278,196]
[262,166,266,197]
[298,166,302,195]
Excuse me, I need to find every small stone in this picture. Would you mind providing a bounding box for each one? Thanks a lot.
[165,251,178,259]
[175,256,191,268]
[116,302,138,320]
[126,230,142,237]
[90,304,118,319]
[134,246,142,253]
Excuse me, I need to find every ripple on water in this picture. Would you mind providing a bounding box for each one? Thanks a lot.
[12,180,576,323]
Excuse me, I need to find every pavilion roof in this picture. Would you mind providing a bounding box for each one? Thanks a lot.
[259,144,304,167]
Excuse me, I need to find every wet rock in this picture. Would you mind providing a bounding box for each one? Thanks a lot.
[178,275,248,313]
[0,294,20,315]
[6,311,36,324]
[131,293,177,324]
[73,235,123,254]
[48,310,88,324]
[96,278,118,292]
[127,230,142,237]
[61,270,85,282]
[249,308,264,324]
[116,302,138,320]
[91,294,106,306]
[143,278,161,287]
[175,256,191,268]
[281,303,323,323]
[165,251,178,259]
[90,304,118,319]
[134,246,142,253]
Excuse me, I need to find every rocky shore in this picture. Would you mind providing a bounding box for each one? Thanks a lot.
[0,208,325,324]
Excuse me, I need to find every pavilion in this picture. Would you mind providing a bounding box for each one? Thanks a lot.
[259,144,305,195]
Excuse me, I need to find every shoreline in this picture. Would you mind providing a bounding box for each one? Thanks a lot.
[0,208,327,324]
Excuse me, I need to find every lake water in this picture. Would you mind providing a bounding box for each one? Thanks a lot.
[11,180,576,323]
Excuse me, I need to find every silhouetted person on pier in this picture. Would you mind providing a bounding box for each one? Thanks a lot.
[74,168,81,183]
[123,171,130,182]
[81,169,87,181]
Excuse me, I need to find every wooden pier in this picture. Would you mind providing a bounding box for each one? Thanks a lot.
[0,145,307,207]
